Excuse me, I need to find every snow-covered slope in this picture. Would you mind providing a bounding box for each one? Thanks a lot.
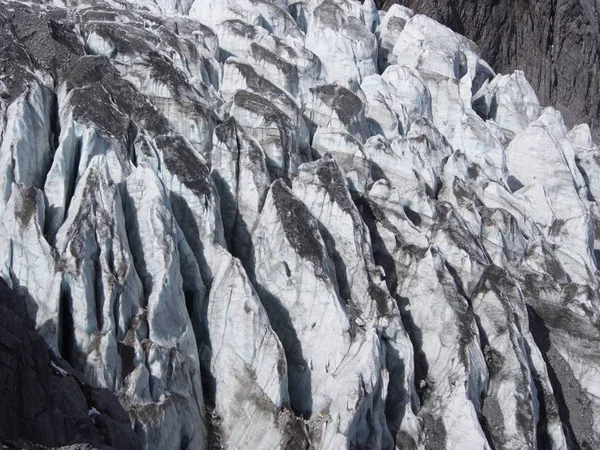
[0,0,599,449]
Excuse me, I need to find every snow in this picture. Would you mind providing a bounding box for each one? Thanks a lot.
[50,361,69,377]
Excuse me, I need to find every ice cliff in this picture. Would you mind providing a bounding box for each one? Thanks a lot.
[0,0,599,449]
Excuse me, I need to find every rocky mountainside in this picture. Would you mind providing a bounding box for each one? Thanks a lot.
[0,0,599,449]
[388,0,600,142]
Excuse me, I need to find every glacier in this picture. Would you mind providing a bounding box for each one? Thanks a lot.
[0,0,599,449]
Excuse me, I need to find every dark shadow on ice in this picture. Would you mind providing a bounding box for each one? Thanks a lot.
[253,282,313,419]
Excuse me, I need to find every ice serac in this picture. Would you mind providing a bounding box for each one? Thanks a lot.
[245,33,326,95]
[472,70,541,139]
[221,58,310,153]
[365,185,490,449]
[54,158,202,450]
[153,134,227,283]
[0,80,54,213]
[292,155,420,445]
[506,108,594,283]
[251,179,396,448]
[44,70,135,241]
[571,124,600,208]
[54,155,141,391]
[305,83,368,141]
[376,4,413,69]
[82,12,221,159]
[0,184,61,351]
[361,65,432,139]
[210,116,271,266]
[305,0,378,91]
[230,89,309,179]
[392,14,504,181]
[471,266,568,450]
[121,164,207,450]
[206,252,293,450]
[2,0,600,449]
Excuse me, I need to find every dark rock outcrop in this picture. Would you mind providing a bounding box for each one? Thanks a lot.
[383,0,600,141]
[0,279,139,449]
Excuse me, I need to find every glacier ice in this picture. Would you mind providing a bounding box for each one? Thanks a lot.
[0,0,599,449]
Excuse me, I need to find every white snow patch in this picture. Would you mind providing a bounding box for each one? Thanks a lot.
[49,360,69,377]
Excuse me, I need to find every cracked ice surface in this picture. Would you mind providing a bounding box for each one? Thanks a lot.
[0,0,599,449]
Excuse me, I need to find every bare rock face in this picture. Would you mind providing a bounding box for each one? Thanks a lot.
[1,0,600,449]
[388,0,600,142]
